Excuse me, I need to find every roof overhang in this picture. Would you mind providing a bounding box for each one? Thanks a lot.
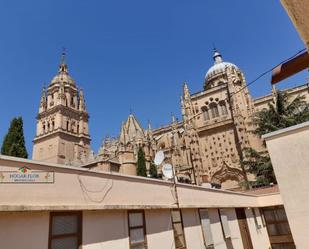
[271,51,309,84]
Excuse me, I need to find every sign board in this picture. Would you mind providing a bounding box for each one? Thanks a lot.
[0,166,54,183]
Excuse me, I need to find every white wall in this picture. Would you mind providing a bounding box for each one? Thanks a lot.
[224,208,244,249]
[0,211,49,249]
[264,123,309,248]
[145,209,175,249]
[245,208,271,249]
[182,209,205,249]
[83,210,129,249]
[207,209,227,249]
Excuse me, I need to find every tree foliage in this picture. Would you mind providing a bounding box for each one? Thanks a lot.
[149,161,158,178]
[1,117,28,158]
[244,91,309,185]
[136,147,147,177]
[242,148,276,185]
[253,91,309,136]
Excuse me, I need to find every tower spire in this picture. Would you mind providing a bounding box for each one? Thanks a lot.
[213,48,223,64]
[59,48,68,73]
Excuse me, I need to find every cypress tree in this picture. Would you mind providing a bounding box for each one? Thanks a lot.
[149,161,158,178]
[1,117,28,158]
[136,147,147,177]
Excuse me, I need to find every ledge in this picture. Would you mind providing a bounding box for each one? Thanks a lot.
[262,121,309,141]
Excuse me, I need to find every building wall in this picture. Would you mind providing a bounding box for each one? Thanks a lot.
[264,122,309,249]
[224,208,244,249]
[0,211,49,249]
[83,210,129,249]
[0,208,273,249]
[208,208,227,249]
[182,209,205,249]
[245,208,271,249]
[281,0,309,48]
[145,209,175,249]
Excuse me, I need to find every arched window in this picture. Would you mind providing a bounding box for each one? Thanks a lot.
[209,103,219,118]
[201,107,210,121]
[219,101,228,115]
[71,96,74,106]
[66,121,69,131]
[52,121,55,130]
[42,123,46,134]
[47,122,50,132]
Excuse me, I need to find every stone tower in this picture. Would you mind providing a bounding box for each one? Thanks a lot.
[32,53,91,165]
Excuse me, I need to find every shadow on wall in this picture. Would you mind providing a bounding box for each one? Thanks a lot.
[82,209,175,248]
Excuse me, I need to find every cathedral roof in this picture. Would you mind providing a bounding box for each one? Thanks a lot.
[49,52,76,87]
[119,114,145,144]
[204,50,240,87]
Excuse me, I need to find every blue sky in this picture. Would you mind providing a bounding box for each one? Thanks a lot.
[0,0,307,156]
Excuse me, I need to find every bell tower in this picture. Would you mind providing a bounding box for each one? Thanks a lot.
[32,52,91,165]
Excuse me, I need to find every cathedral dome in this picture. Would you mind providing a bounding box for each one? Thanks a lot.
[204,50,240,89]
[49,53,76,87]
[50,70,75,86]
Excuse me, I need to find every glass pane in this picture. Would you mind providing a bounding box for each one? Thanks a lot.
[267,224,278,236]
[263,210,275,223]
[52,215,78,236]
[129,212,144,227]
[277,222,291,235]
[171,210,181,223]
[51,237,78,249]
[275,208,288,222]
[271,243,296,249]
[175,234,186,248]
[130,243,145,249]
[130,228,145,244]
[173,223,184,236]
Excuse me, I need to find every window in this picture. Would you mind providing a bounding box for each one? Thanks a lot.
[219,101,228,115]
[171,209,186,249]
[261,206,295,249]
[48,212,82,249]
[128,210,147,249]
[202,107,210,121]
[66,121,70,131]
[199,209,214,249]
[218,209,234,248]
[209,103,219,118]
[218,209,231,239]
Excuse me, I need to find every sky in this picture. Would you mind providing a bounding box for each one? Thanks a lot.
[0,0,307,156]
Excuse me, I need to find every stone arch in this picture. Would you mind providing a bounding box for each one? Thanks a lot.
[211,162,244,187]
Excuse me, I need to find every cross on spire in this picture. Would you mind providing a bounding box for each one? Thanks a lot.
[59,47,68,73]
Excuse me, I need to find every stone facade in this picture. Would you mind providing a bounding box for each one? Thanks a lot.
[33,50,309,189]
[32,53,91,165]
[93,50,309,189]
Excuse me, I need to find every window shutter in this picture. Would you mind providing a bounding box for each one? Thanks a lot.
[219,209,231,238]
[199,209,214,247]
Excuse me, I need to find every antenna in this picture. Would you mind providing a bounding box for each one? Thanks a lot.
[162,163,173,179]
[154,150,164,166]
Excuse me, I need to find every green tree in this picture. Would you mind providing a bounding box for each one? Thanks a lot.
[244,91,309,185]
[253,91,309,136]
[1,117,28,158]
[242,148,276,185]
[149,161,158,178]
[136,147,147,177]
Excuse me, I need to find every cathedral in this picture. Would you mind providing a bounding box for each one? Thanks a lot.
[32,50,309,189]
